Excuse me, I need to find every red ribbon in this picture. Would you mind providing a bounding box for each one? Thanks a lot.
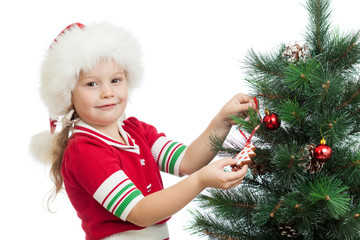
[238,97,262,144]
[50,117,57,134]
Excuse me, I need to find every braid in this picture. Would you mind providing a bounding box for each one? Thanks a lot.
[47,125,71,208]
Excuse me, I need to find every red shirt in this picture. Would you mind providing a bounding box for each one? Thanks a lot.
[62,117,186,240]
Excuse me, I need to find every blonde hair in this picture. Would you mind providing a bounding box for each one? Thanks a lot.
[46,110,77,209]
[50,126,71,198]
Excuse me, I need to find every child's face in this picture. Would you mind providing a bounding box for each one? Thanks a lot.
[72,59,128,130]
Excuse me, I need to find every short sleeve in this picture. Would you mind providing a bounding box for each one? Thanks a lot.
[62,137,144,221]
[151,136,187,176]
[125,117,187,176]
[92,170,143,220]
[125,117,165,147]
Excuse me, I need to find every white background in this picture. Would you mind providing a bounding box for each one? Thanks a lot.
[1,0,359,239]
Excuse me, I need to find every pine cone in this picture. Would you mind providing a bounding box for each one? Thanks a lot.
[298,144,314,171]
[282,42,311,62]
[298,144,325,174]
[279,225,300,238]
[308,158,325,174]
[250,163,266,175]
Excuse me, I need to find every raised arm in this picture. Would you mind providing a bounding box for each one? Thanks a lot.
[126,94,254,227]
[179,93,255,175]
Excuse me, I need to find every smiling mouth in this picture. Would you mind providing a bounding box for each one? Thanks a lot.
[96,103,118,109]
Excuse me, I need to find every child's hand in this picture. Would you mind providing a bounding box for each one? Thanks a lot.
[218,93,256,127]
[195,158,248,190]
[179,93,255,176]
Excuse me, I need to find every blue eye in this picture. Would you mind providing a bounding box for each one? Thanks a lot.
[112,78,121,83]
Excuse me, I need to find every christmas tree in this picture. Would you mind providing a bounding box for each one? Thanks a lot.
[189,0,360,239]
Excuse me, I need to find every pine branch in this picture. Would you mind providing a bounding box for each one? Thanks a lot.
[315,0,326,53]
[196,188,258,211]
[253,196,285,227]
[229,108,262,135]
[278,99,307,127]
[331,160,360,173]
[209,133,240,156]
[321,207,360,240]
[245,48,285,78]
[305,109,352,145]
[277,192,325,234]
[202,230,234,240]
[258,92,285,100]
[283,58,322,91]
[351,187,360,194]
[330,151,360,187]
[308,176,351,218]
[324,31,360,71]
[270,200,284,218]
[187,210,236,239]
[244,173,288,196]
[337,90,360,110]
[305,0,332,55]
[349,130,360,136]
[254,64,284,78]
[188,209,270,240]
[329,43,357,64]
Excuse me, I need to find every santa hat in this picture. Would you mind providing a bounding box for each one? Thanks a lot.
[30,22,143,164]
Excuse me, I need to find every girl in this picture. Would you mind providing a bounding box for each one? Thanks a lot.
[31,22,255,240]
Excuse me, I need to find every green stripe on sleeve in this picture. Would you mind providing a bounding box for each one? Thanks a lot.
[114,189,143,218]
[106,183,134,210]
[169,145,186,174]
[162,142,178,171]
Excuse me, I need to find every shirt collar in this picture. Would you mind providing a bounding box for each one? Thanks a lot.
[72,120,140,153]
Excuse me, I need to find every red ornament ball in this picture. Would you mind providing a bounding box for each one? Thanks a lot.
[313,139,332,162]
[263,109,281,130]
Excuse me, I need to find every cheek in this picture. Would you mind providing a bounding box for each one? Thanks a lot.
[72,91,93,114]
[119,87,128,101]
[123,90,128,101]
[72,99,93,122]
[75,98,91,111]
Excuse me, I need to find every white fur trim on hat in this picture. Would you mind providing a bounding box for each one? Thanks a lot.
[31,22,142,164]
[40,22,143,119]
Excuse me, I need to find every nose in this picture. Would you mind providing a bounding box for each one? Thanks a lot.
[100,84,114,98]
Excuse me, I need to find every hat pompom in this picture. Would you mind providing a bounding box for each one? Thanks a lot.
[30,131,57,164]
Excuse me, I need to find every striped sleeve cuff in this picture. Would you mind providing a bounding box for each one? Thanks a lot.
[93,170,144,221]
[151,136,187,176]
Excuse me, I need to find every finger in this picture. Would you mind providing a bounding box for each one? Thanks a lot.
[227,164,248,178]
[239,102,256,112]
[235,93,253,103]
[232,164,249,176]
[231,165,240,172]
[224,172,247,189]
[237,164,249,175]
[230,159,251,172]
[232,103,255,117]
[219,158,238,168]
[236,94,256,107]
